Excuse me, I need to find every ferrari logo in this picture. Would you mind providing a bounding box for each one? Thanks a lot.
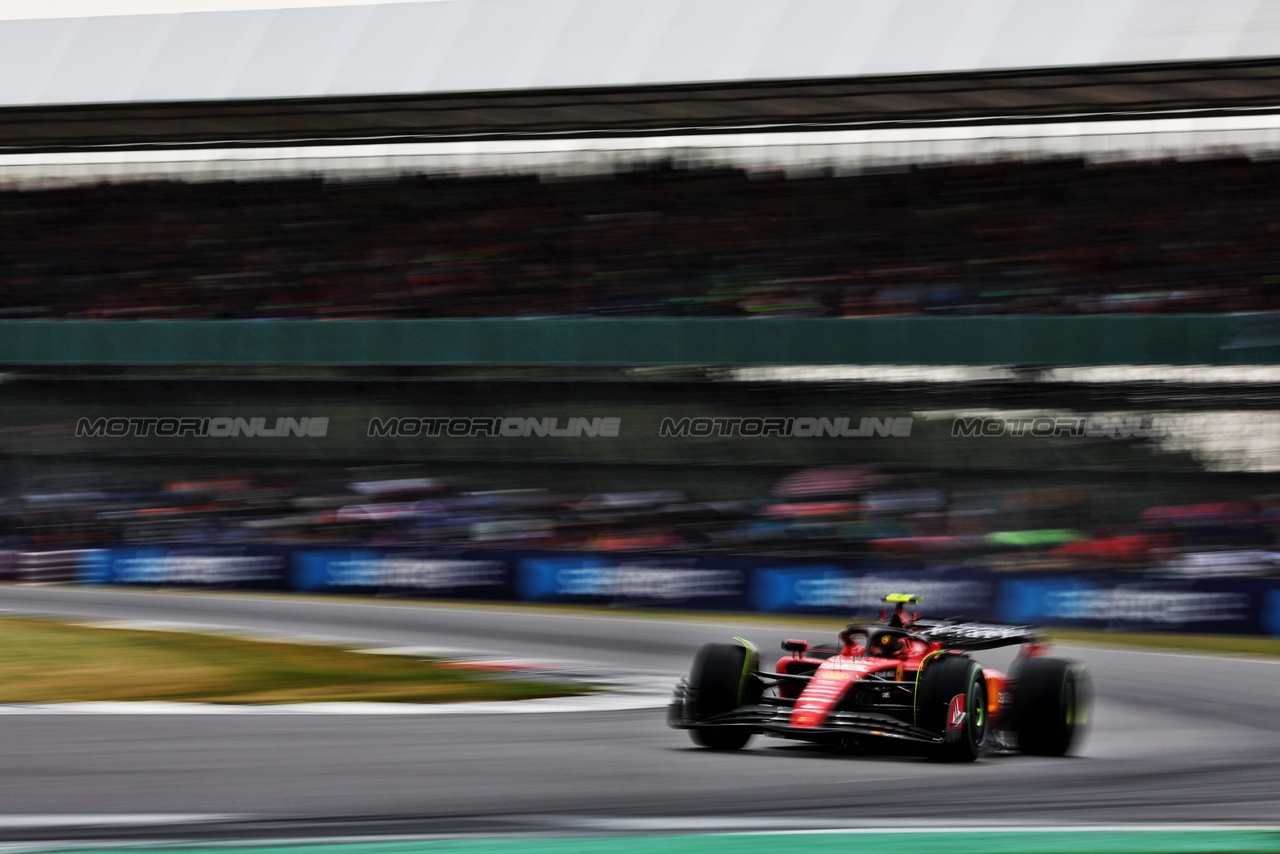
[947,694,967,729]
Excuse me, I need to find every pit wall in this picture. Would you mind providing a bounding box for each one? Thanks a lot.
[2,316,1279,365]
[7,544,1277,637]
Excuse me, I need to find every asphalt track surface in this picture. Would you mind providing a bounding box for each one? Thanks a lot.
[0,586,1276,843]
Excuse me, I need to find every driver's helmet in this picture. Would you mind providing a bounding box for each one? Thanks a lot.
[866,631,907,658]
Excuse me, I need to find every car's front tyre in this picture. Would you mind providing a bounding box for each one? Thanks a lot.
[917,654,987,762]
[685,641,759,751]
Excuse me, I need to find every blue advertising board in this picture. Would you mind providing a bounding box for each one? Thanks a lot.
[1263,588,1280,637]
[69,543,1280,636]
[751,564,996,620]
[515,552,750,610]
[81,545,288,589]
[290,548,515,599]
[996,575,1280,635]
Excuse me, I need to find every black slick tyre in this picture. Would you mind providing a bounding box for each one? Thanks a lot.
[687,642,759,751]
[917,654,987,762]
[1011,657,1089,756]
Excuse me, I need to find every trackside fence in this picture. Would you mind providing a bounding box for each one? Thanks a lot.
[26,544,1278,637]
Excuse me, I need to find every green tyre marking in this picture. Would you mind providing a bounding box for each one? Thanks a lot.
[971,664,986,753]
[731,637,758,706]
[913,649,948,726]
[1064,670,1075,728]
[1067,664,1088,726]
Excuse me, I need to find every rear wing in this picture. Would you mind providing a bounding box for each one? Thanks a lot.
[914,620,1042,650]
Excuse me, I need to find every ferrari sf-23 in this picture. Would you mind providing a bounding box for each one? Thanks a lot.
[669,594,1089,761]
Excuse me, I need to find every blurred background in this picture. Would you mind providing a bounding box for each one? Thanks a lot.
[6,6,1280,850]
[1,0,1280,630]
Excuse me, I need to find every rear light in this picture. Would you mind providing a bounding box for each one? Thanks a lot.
[986,673,1005,715]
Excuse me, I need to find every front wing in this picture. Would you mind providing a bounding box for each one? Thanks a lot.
[668,681,951,747]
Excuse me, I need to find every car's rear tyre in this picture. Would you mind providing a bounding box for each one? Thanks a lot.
[1011,657,1089,756]
[917,654,987,762]
[686,642,759,751]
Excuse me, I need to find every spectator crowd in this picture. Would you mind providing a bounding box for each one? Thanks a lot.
[4,155,1280,319]
[3,467,1277,579]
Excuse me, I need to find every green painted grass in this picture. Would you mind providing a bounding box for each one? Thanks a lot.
[0,617,584,704]
[24,829,1280,854]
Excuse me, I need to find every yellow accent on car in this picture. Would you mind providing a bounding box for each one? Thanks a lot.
[913,649,951,726]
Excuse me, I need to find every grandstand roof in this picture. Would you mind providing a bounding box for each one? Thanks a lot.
[6,0,1280,150]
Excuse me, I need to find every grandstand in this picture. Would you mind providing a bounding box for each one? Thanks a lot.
[0,0,1278,580]
[5,157,1280,319]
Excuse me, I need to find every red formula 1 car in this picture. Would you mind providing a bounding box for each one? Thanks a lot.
[668,594,1089,761]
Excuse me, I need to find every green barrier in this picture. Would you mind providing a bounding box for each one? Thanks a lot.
[1,316,1278,365]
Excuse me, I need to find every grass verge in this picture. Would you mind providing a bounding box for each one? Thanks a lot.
[77,587,1280,661]
[0,616,587,704]
[1043,626,1280,659]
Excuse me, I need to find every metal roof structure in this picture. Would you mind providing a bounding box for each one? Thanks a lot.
[5,0,1280,150]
